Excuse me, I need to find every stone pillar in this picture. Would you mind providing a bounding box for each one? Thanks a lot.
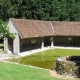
[4,36,8,52]
[13,33,20,54]
[51,36,54,47]
[41,37,44,49]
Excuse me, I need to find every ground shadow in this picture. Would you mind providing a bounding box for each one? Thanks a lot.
[68,56,80,78]
[54,44,80,47]
[20,46,41,52]
[0,42,3,51]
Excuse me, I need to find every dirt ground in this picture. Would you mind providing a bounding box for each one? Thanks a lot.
[50,69,80,80]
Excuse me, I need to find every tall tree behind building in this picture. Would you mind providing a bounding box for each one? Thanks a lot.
[0,0,80,21]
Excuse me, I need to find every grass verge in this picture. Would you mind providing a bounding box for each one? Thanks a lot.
[0,61,63,80]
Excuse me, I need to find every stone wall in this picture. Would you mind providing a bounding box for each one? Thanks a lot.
[56,56,80,78]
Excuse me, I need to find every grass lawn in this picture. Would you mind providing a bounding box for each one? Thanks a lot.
[0,62,63,80]
[2,49,80,80]
[10,49,80,69]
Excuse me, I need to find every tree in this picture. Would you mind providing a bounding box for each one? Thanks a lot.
[0,20,15,39]
[0,0,80,21]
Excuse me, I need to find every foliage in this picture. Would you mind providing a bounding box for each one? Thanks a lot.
[0,62,63,80]
[0,20,15,39]
[0,43,3,52]
[31,39,36,44]
[0,0,80,21]
[68,37,73,41]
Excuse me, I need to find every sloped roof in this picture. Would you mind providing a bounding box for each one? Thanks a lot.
[51,21,80,36]
[10,18,54,38]
[34,20,54,37]
[9,18,80,39]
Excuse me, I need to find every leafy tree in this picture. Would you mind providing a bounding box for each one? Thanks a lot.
[0,0,80,21]
[0,20,15,39]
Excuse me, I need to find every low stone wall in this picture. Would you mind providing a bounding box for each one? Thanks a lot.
[56,56,80,77]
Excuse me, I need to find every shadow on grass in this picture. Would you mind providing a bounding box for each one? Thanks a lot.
[0,43,3,52]
[0,46,3,48]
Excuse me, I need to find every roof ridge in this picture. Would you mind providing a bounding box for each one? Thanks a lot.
[10,18,80,22]
[49,22,55,35]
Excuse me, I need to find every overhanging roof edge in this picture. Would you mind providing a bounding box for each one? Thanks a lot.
[10,18,24,39]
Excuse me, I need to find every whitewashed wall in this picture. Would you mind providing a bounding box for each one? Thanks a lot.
[7,20,18,33]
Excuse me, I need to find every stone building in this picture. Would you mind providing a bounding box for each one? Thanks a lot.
[4,18,80,54]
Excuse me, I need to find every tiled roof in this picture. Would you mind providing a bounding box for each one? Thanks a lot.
[10,18,54,38]
[11,19,38,38]
[10,18,80,38]
[34,20,54,37]
[51,21,80,36]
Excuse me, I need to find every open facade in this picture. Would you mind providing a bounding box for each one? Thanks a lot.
[4,18,80,54]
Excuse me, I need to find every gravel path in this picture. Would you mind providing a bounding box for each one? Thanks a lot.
[0,53,20,61]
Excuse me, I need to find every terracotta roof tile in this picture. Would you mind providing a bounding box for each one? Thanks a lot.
[10,18,80,38]
[34,20,54,37]
[11,18,54,38]
[11,19,39,38]
[51,21,80,36]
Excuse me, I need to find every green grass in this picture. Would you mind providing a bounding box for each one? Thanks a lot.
[0,62,63,80]
[0,43,3,46]
[0,43,3,52]
[10,49,80,69]
[2,49,80,80]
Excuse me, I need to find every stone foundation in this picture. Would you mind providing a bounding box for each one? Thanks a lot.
[56,56,80,78]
